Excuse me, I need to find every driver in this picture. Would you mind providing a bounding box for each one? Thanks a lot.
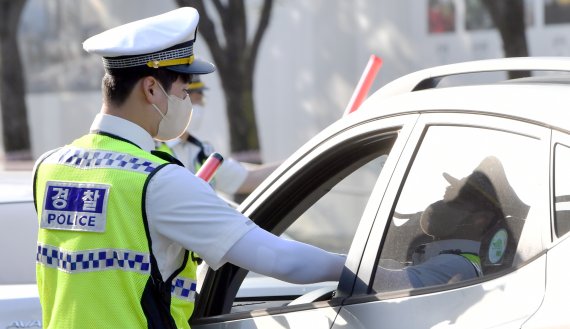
[374,156,506,291]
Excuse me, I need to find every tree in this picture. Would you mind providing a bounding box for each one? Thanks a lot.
[175,0,273,157]
[0,0,31,160]
[482,0,530,79]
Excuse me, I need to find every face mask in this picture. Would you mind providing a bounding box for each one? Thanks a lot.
[151,82,193,141]
[186,104,204,133]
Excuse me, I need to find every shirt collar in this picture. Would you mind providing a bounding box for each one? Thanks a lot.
[90,113,155,152]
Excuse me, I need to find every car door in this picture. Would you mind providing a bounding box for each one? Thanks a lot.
[191,114,419,329]
[334,113,549,329]
[522,130,570,329]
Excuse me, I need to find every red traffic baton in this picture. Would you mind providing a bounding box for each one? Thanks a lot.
[343,54,383,116]
[195,152,224,182]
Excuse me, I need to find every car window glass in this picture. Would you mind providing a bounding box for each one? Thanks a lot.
[373,125,541,293]
[554,144,570,238]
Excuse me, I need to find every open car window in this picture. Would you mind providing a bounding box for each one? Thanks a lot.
[232,134,394,311]
[230,154,387,312]
[282,154,387,255]
[194,125,403,320]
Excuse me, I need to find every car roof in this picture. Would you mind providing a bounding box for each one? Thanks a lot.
[252,57,570,200]
[348,57,570,133]
[267,57,570,174]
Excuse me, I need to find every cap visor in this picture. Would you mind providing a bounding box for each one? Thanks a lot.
[442,172,460,185]
[166,58,216,74]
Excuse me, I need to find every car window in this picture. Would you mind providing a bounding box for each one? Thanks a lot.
[373,125,542,293]
[225,130,398,314]
[554,144,570,238]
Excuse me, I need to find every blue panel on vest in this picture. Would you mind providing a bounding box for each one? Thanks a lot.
[45,185,107,213]
[41,181,110,233]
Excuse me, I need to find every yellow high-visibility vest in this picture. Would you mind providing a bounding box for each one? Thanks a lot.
[35,133,198,329]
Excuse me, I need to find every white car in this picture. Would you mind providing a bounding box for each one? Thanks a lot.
[192,57,570,328]
[5,57,570,329]
[0,171,42,329]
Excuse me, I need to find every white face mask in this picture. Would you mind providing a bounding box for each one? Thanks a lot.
[186,104,204,133]
[151,82,193,141]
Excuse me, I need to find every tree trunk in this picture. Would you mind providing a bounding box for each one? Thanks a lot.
[0,0,31,159]
[482,0,530,79]
[175,0,273,155]
[220,65,259,153]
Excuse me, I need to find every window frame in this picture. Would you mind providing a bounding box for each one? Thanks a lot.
[550,130,570,242]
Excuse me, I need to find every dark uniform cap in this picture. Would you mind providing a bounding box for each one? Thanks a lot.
[82,7,215,75]
[421,156,530,239]
[187,75,208,92]
[442,156,530,220]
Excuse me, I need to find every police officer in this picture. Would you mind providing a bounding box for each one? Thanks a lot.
[156,75,280,196]
[33,8,345,329]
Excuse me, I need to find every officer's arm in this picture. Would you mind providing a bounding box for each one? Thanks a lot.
[213,159,280,195]
[235,161,281,195]
[222,226,346,284]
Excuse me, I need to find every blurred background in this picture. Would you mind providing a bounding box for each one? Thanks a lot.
[1,0,570,171]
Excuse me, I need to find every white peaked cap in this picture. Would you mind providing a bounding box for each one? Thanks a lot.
[82,7,215,74]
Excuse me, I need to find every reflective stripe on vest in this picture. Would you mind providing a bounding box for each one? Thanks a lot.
[43,146,161,173]
[35,133,197,329]
[36,243,151,274]
[171,275,198,301]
